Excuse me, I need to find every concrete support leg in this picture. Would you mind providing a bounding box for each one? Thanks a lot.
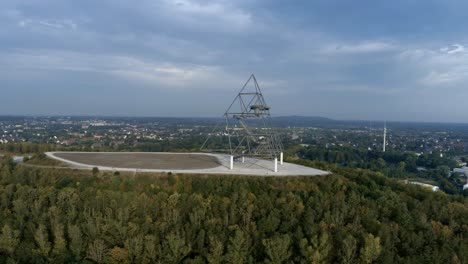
[230,155,234,170]
[242,156,245,163]
[280,152,283,165]
[274,158,278,172]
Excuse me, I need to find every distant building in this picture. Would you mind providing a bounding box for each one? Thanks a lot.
[291,133,299,140]
[453,167,468,176]
[62,138,77,146]
[409,181,440,192]
[416,167,427,172]
[463,183,468,191]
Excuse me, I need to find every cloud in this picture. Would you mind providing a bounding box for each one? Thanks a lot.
[420,69,468,85]
[3,0,468,120]
[0,49,242,90]
[141,0,253,33]
[167,0,251,25]
[440,44,465,54]
[321,41,396,54]
[397,44,468,86]
[315,84,400,95]
[111,64,235,89]
[1,1,256,66]
[18,19,77,30]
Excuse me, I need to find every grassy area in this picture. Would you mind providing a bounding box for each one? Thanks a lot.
[23,154,68,167]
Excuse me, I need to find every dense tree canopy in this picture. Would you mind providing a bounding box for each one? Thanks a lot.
[296,146,463,194]
[0,156,466,263]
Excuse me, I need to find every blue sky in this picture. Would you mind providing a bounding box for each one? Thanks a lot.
[1,0,468,122]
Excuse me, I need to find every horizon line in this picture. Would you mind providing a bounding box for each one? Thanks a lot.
[1,114,468,125]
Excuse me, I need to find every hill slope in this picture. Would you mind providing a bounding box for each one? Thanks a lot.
[0,157,466,263]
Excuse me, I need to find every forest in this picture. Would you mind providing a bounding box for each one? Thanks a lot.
[294,145,465,195]
[0,155,467,263]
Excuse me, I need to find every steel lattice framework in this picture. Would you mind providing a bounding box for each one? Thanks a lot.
[201,74,283,160]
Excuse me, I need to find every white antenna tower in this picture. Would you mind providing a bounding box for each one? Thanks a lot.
[383,121,387,152]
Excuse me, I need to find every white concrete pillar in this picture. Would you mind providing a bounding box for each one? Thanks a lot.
[242,156,245,163]
[274,158,278,172]
[230,155,234,170]
[280,152,283,165]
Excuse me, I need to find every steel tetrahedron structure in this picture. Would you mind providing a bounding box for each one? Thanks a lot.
[201,74,283,160]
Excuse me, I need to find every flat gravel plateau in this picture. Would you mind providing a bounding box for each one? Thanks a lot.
[53,152,220,170]
[47,152,330,176]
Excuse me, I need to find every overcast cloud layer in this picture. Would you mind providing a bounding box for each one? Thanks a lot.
[1,0,468,122]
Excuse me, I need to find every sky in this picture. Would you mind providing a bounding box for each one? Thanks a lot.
[1,0,468,122]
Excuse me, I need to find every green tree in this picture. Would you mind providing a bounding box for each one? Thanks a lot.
[226,228,250,264]
[87,239,107,264]
[68,224,83,261]
[142,235,158,264]
[34,224,51,259]
[0,224,20,255]
[262,234,291,264]
[396,161,406,178]
[51,223,67,259]
[206,237,224,264]
[125,235,144,263]
[163,232,191,264]
[340,235,357,264]
[299,232,331,264]
[360,233,381,264]
[108,246,129,264]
